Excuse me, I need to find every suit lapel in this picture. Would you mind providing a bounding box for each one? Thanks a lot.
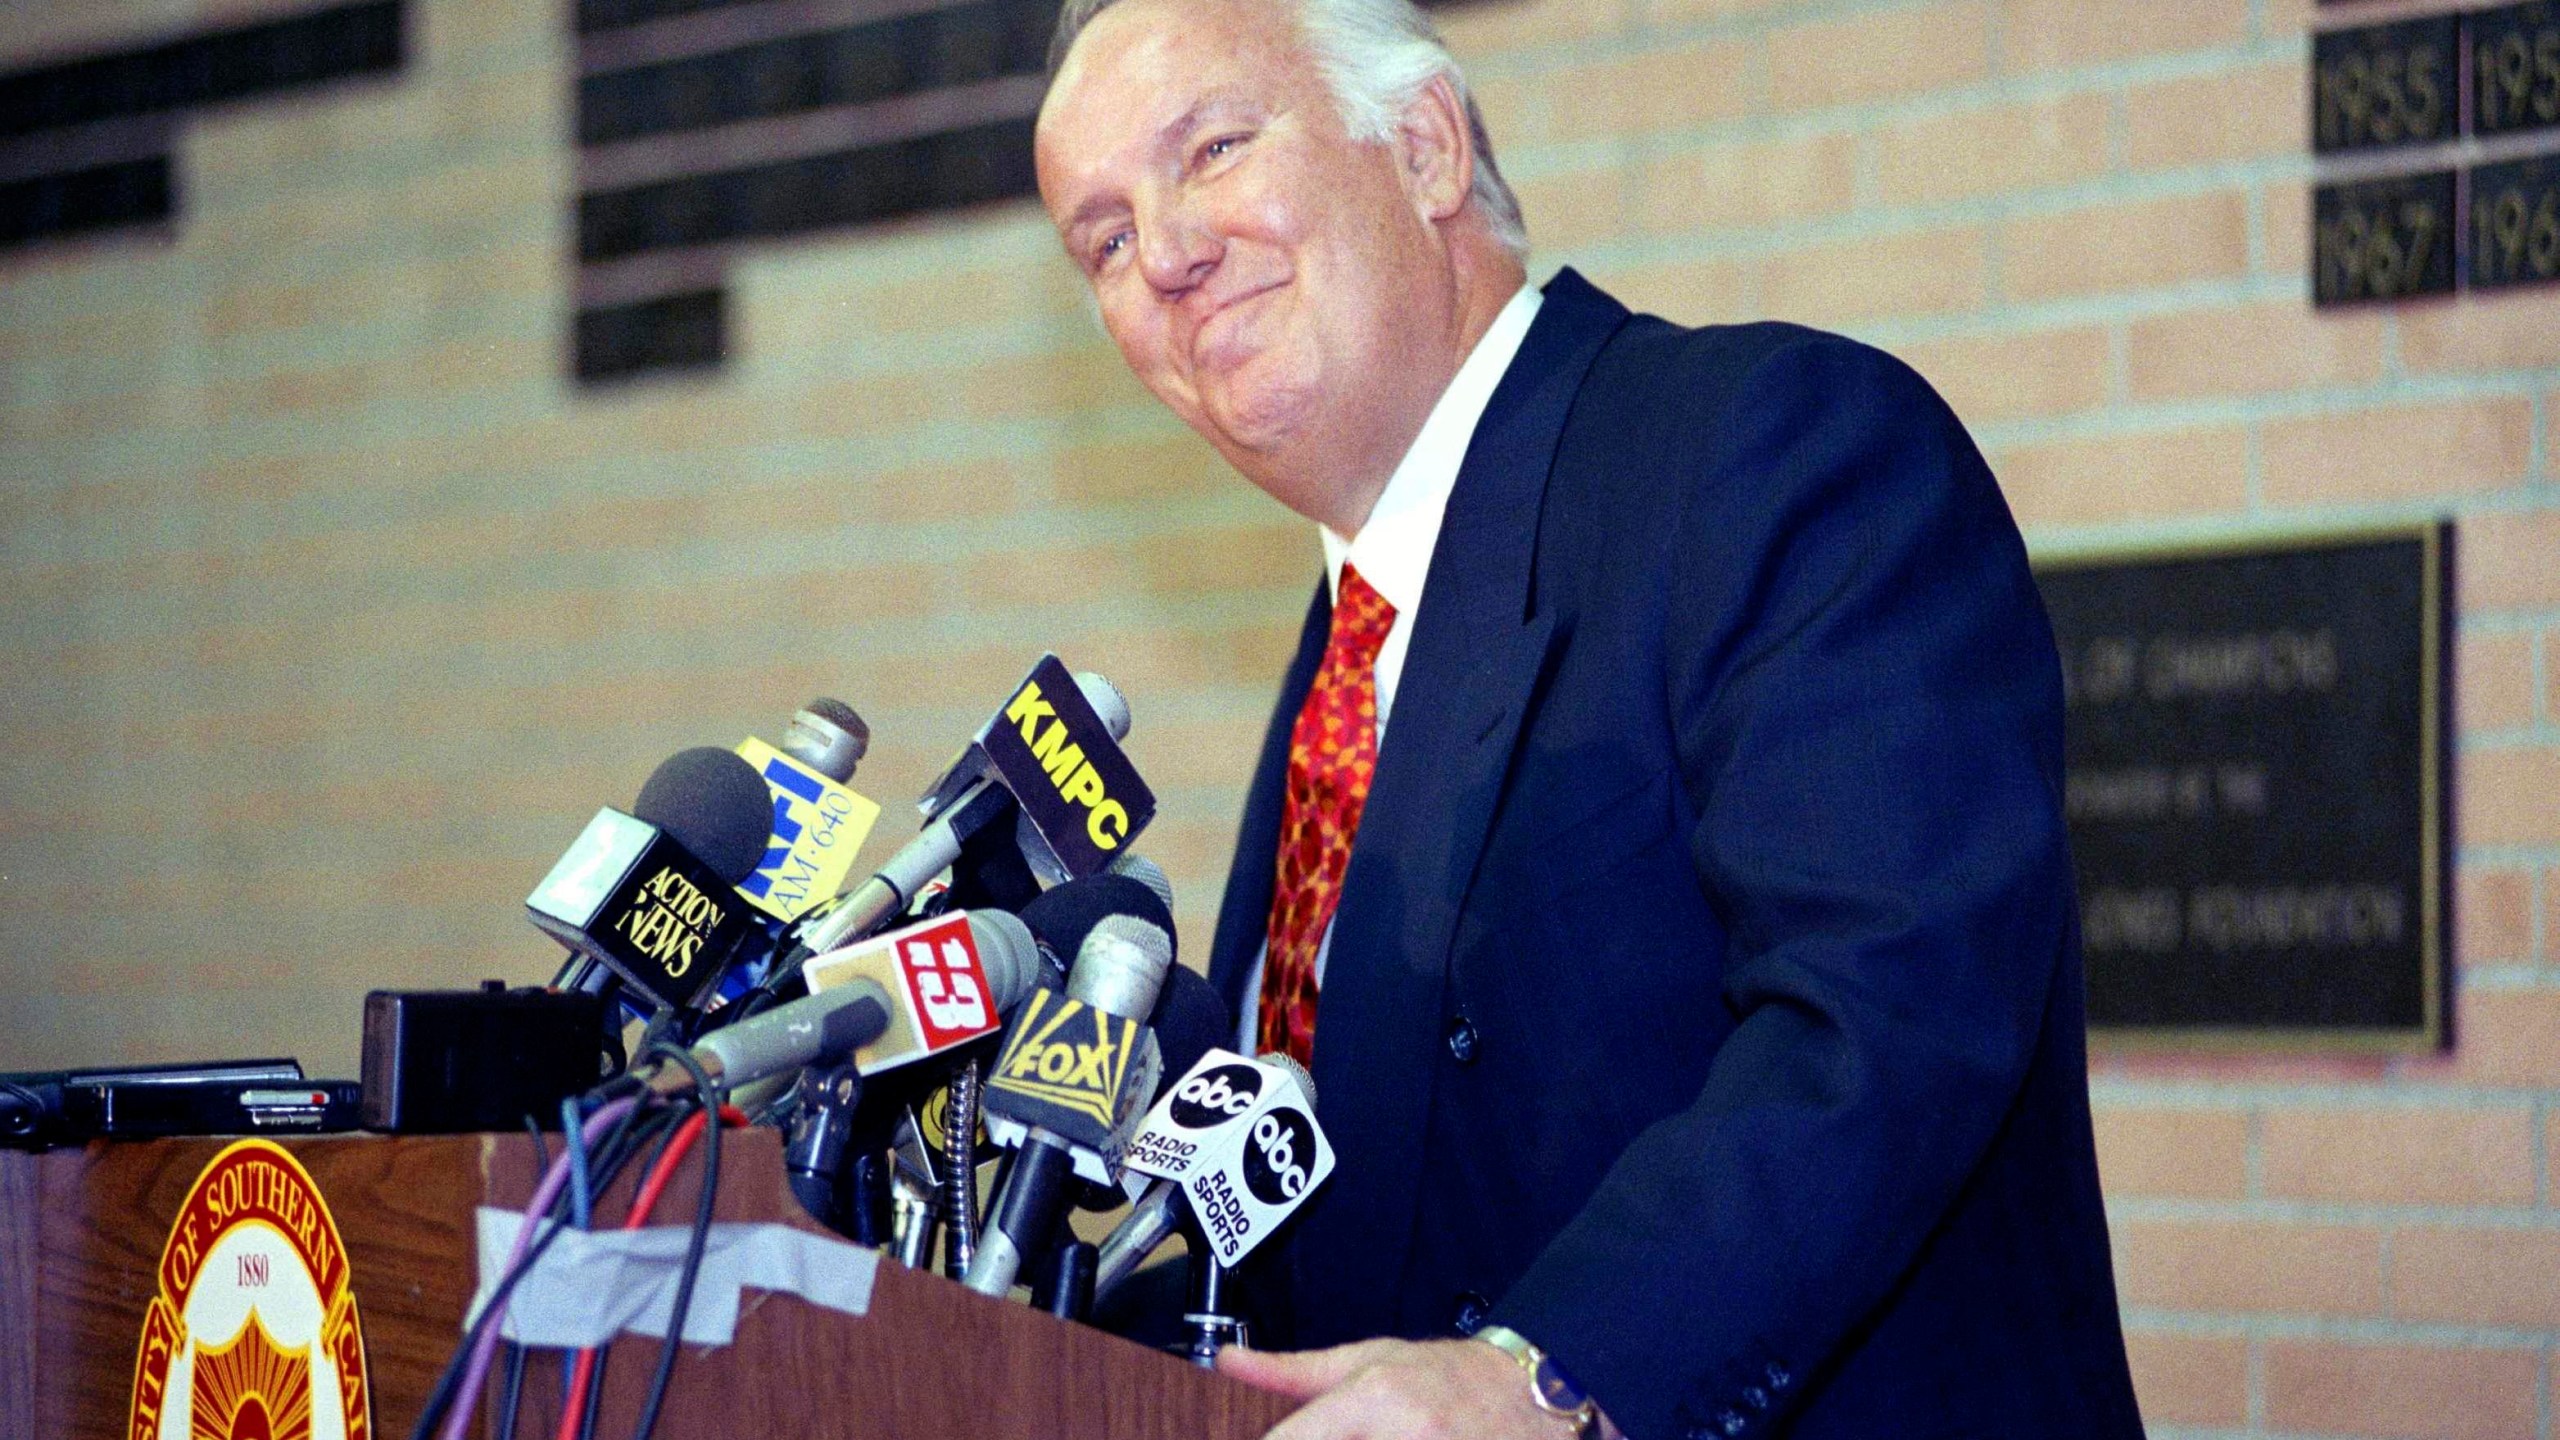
[1297,270,1629,1336]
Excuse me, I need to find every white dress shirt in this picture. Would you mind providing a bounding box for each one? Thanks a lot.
[1237,283,1545,1045]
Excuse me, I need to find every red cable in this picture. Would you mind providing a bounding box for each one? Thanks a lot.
[554,1103,746,1440]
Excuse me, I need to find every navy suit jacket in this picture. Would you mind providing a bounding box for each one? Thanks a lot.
[1203,270,2144,1440]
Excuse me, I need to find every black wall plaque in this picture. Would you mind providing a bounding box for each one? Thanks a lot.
[0,2,404,253]
[2470,151,2560,288]
[569,0,1059,383]
[2313,169,2458,306]
[2035,526,2448,1049]
[2312,13,2461,153]
[2471,1,2560,138]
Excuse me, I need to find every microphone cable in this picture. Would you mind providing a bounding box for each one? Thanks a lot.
[553,1078,744,1440]
[623,1043,727,1440]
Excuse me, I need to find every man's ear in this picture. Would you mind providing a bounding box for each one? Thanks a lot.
[1395,72,1476,223]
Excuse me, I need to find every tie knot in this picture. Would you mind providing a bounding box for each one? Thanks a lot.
[1332,565,1396,658]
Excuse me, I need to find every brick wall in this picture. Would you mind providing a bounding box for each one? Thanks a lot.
[3,0,2556,1433]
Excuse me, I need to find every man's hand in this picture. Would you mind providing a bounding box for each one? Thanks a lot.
[1219,1336,1608,1440]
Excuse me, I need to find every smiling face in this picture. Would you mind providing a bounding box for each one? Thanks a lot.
[1035,0,1493,531]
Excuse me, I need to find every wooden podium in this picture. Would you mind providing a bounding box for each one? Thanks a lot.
[0,1130,1298,1438]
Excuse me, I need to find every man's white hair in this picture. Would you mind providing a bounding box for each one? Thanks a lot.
[1048,0,1530,257]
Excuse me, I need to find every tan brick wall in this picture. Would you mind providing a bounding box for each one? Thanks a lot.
[5,1,2559,1432]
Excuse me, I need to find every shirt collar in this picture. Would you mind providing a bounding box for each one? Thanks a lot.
[1321,283,1544,612]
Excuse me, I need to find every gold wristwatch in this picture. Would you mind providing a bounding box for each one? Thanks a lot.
[1473,1324,1602,1440]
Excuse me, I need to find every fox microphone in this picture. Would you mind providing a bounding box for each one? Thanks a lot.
[529,747,773,1011]
[964,915,1174,1296]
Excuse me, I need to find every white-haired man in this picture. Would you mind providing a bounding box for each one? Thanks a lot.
[1034,1,2144,1437]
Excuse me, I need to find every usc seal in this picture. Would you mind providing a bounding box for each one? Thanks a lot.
[127,1140,372,1440]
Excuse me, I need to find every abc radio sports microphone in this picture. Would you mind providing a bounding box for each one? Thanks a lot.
[964,915,1175,1296]
[526,746,774,1011]
[1098,1050,1332,1302]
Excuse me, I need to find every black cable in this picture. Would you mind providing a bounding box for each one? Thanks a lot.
[496,1341,529,1440]
[627,1043,721,1440]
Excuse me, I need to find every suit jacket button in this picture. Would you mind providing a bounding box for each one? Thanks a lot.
[1445,1016,1481,1065]
[1451,1291,1491,1335]
[1764,1362,1792,1392]
[1715,1409,1747,1435]
[1741,1385,1769,1410]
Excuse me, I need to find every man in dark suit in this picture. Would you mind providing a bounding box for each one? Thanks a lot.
[1033,0,2145,1435]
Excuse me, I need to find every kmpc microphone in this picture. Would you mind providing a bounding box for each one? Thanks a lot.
[528,747,772,1011]
[792,659,1156,962]
[735,699,884,924]
[965,915,1173,1296]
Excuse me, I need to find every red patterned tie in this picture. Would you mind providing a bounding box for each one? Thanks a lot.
[1257,564,1397,1067]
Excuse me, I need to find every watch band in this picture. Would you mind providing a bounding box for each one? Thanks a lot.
[1473,1324,1601,1440]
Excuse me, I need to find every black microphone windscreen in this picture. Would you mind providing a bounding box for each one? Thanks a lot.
[633,746,773,885]
[945,808,1043,916]
[1017,873,1176,983]
[1147,965,1231,1097]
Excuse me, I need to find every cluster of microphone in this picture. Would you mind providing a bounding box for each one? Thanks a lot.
[504,654,1335,1363]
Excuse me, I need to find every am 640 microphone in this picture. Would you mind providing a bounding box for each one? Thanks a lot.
[528,747,773,1011]
[734,699,884,923]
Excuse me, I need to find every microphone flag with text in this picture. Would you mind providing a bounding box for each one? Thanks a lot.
[734,698,884,923]
[778,658,1154,976]
[1114,1048,1334,1272]
[964,914,1174,1296]
[525,746,773,1011]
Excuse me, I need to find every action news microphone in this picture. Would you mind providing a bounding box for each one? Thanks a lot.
[1100,1049,1334,1334]
[965,915,1174,1296]
[528,747,773,1011]
[785,658,1156,967]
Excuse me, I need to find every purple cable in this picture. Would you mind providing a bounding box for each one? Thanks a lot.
[441,1094,640,1440]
